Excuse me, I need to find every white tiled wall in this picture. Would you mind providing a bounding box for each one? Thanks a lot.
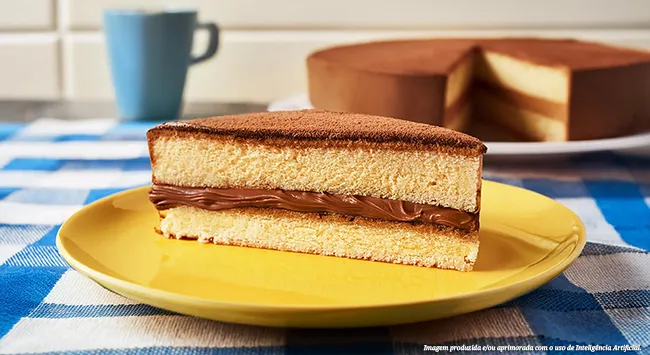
[0,0,54,30]
[0,35,59,99]
[2,0,650,102]
[62,0,650,30]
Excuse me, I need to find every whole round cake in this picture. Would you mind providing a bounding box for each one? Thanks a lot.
[306,38,650,141]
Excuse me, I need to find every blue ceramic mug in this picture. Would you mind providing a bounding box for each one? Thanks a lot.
[103,8,219,120]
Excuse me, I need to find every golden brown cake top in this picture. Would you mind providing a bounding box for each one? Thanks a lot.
[308,37,650,74]
[149,109,487,154]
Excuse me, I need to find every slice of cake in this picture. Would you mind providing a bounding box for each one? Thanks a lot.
[146,110,486,271]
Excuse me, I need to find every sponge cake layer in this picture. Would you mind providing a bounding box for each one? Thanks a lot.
[158,206,480,272]
[475,51,570,104]
[150,133,483,213]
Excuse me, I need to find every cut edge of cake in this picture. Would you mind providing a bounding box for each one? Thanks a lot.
[147,110,487,271]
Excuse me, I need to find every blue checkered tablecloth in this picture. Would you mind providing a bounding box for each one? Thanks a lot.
[0,118,649,354]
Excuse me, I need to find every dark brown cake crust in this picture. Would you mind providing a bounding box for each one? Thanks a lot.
[147,109,487,154]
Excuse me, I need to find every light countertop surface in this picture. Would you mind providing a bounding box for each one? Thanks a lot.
[0,100,268,123]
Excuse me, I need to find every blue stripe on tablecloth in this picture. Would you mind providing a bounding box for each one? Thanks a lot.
[0,123,22,141]
[520,306,629,346]
[512,289,650,310]
[5,245,69,268]
[53,134,103,142]
[0,187,19,199]
[29,304,176,318]
[33,225,61,246]
[538,274,588,292]
[585,180,650,250]
[0,266,66,339]
[13,347,286,355]
[2,157,151,171]
[594,290,650,309]
[2,158,63,171]
[510,289,602,311]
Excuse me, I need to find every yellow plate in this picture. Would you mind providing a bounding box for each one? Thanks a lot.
[56,180,586,328]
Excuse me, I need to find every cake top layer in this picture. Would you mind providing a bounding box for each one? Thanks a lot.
[308,39,476,75]
[481,38,650,69]
[150,109,487,154]
[308,37,650,75]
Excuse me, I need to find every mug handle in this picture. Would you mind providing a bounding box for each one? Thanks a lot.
[191,22,219,65]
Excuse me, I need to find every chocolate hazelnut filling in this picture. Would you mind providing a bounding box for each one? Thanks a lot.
[149,183,479,232]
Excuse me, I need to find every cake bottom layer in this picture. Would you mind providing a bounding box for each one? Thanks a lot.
[473,88,567,142]
[158,206,480,272]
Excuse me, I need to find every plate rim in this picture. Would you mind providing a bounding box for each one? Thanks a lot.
[56,180,587,312]
[267,93,650,156]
